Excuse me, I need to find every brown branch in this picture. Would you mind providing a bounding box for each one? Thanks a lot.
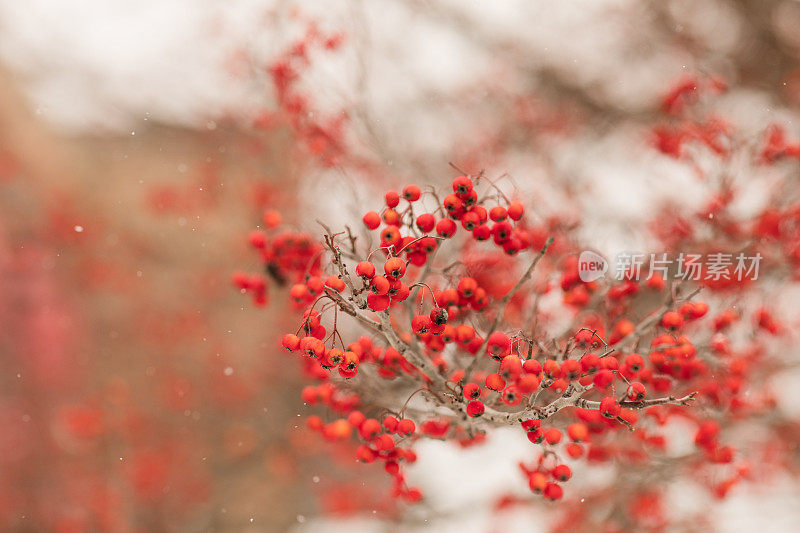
[377,311,447,388]
[577,391,698,410]
[611,287,702,349]
[324,288,382,336]
[466,236,554,378]
[318,220,366,308]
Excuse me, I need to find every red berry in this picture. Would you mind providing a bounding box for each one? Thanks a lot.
[324,275,346,292]
[371,275,391,295]
[502,386,522,406]
[405,488,423,502]
[429,307,448,325]
[527,427,545,444]
[456,324,476,344]
[523,359,542,375]
[436,218,457,238]
[593,369,614,389]
[391,282,410,302]
[306,415,323,431]
[552,464,572,482]
[507,201,524,221]
[359,419,381,439]
[461,211,480,231]
[466,400,485,418]
[565,443,584,458]
[416,213,435,233]
[691,301,709,318]
[443,194,464,216]
[473,224,491,241]
[471,205,488,224]
[384,460,399,474]
[397,418,415,435]
[385,190,400,208]
[403,184,421,201]
[491,221,512,242]
[411,314,432,335]
[528,472,547,493]
[461,189,478,207]
[567,423,588,442]
[522,419,541,431]
[518,374,540,393]
[560,359,581,381]
[380,225,402,247]
[543,359,560,380]
[499,355,523,381]
[662,311,684,330]
[580,353,600,374]
[463,382,481,400]
[452,175,473,196]
[339,351,359,378]
[348,411,366,428]
[626,382,647,402]
[281,334,300,352]
[599,396,621,418]
[457,277,478,299]
[262,209,281,228]
[367,293,391,311]
[383,416,399,432]
[322,348,344,367]
[231,271,250,290]
[485,373,506,391]
[520,418,542,431]
[543,482,563,501]
[624,353,644,372]
[647,273,666,291]
[248,230,267,249]
[489,206,507,222]
[383,208,400,226]
[300,337,325,358]
[356,445,376,463]
[356,261,376,279]
[544,428,562,444]
[486,331,511,359]
[384,257,407,280]
[362,211,381,230]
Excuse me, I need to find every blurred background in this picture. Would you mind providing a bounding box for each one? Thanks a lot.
[1,0,800,531]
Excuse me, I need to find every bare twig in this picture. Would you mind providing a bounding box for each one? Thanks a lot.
[466,237,554,379]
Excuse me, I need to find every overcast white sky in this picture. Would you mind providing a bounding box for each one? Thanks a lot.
[0,0,698,133]
[2,0,790,274]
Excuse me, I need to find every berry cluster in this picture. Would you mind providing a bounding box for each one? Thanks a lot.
[225,64,800,529]
[521,454,572,501]
[234,210,323,306]
[361,176,530,267]
[247,173,742,506]
[306,409,423,502]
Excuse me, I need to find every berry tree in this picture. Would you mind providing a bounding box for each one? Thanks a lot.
[240,167,769,525]
[234,20,800,527]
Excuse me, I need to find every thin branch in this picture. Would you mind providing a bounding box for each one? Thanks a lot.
[580,391,699,410]
[466,236,554,378]
[613,287,702,349]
